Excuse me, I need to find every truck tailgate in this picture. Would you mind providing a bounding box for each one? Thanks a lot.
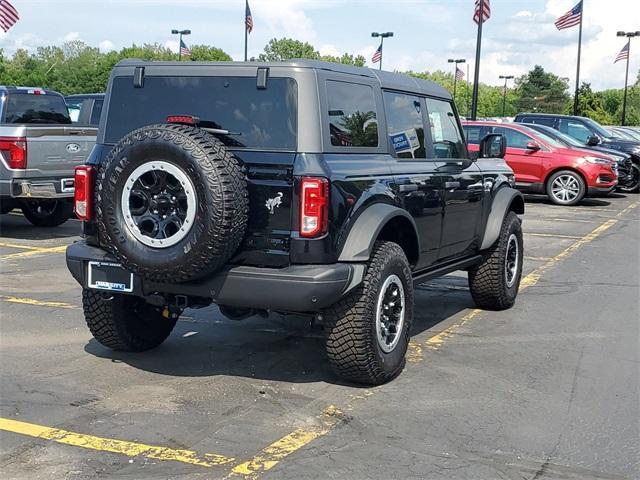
[24,126,97,177]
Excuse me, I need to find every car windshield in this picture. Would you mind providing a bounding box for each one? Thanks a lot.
[522,127,566,148]
[542,127,584,147]
[2,92,71,124]
[582,117,614,139]
[105,76,298,150]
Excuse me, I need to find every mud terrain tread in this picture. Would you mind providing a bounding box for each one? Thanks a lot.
[96,124,248,282]
[324,241,412,385]
[468,211,522,310]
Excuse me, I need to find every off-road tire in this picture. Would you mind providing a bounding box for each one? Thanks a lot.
[545,170,586,206]
[96,124,248,282]
[82,289,177,351]
[21,199,73,227]
[468,211,523,310]
[618,163,640,193]
[324,241,414,385]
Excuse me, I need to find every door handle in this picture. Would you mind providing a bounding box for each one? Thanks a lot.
[399,184,418,193]
[444,181,460,189]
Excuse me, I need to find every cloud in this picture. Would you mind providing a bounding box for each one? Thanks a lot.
[98,40,115,52]
[63,32,80,42]
[164,40,178,53]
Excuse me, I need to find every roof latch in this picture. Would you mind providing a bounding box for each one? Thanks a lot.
[256,67,269,89]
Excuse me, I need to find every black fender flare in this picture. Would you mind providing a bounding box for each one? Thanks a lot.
[480,187,525,251]
[338,203,420,262]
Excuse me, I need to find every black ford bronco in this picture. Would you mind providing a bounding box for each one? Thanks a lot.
[66,60,524,385]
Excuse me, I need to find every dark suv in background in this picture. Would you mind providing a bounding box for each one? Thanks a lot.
[65,93,104,127]
[514,113,640,192]
[66,60,524,385]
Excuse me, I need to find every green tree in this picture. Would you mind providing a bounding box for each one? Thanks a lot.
[189,45,232,62]
[258,38,318,62]
[320,52,366,67]
[573,82,613,124]
[514,65,571,114]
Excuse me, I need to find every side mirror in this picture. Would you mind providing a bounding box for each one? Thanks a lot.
[479,133,506,159]
[526,141,541,151]
[587,135,600,146]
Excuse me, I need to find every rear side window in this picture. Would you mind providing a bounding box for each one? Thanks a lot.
[3,93,71,124]
[105,76,297,149]
[463,125,489,144]
[66,99,84,123]
[90,99,103,126]
[558,118,591,144]
[383,91,425,158]
[521,116,555,127]
[425,98,466,159]
[326,81,378,147]
[493,127,532,149]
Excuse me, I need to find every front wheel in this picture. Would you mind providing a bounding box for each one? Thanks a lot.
[468,211,523,310]
[546,170,585,206]
[82,289,178,351]
[323,241,414,385]
[21,199,73,227]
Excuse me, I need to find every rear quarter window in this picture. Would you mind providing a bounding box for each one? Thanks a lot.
[104,76,297,150]
[326,81,379,148]
[3,93,71,124]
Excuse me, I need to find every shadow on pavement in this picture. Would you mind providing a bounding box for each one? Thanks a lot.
[84,277,474,385]
[522,194,617,207]
[0,211,80,241]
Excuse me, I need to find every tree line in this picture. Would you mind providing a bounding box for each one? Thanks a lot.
[1,38,638,126]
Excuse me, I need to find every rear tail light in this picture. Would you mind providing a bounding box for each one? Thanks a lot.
[300,177,329,238]
[0,136,27,169]
[74,165,95,221]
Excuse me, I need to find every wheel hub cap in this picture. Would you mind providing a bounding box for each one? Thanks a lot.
[505,233,519,288]
[375,274,406,353]
[121,161,197,248]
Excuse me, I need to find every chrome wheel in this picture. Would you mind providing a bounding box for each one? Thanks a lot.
[551,174,580,203]
[375,274,405,353]
[505,233,519,288]
[121,161,196,248]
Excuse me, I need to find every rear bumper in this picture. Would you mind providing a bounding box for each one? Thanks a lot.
[66,241,365,312]
[4,177,75,199]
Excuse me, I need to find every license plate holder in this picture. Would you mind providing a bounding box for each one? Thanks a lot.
[88,261,134,293]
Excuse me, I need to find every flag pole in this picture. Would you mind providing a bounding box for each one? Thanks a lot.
[466,63,470,117]
[572,1,583,115]
[244,0,248,61]
[470,0,484,120]
[621,40,631,125]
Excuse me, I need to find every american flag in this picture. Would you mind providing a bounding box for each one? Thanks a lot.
[554,1,582,30]
[0,0,19,32]
[455,67,465,80]
[372,44,382,64]
[473,0,490,25]
[245,1,253,34]
[180,38,191,57]
[614,41,630,64]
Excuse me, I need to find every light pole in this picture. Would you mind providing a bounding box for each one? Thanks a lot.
[499,75,514,117]
[371,31,393,70]
[171,29,191,61]
[448,58,466,105]
[617,30,640,126]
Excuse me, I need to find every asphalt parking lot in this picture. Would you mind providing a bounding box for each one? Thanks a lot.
[1,194,638,480]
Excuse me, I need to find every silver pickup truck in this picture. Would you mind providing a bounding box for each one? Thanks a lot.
[0,86,97,226]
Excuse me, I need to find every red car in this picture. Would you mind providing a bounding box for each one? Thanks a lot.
[463,121,618,205]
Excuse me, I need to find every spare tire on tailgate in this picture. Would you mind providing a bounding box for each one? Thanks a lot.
[96,124,248,283]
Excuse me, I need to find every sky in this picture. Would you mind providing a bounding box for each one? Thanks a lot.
[1,0,639,91]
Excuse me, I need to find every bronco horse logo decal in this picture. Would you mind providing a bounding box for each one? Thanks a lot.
[265,192,283,214]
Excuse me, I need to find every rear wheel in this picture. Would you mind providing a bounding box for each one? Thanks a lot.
[21,199,73,227]
[618,163,640,193]
[82,289,178,351]
[546,170,585,206]
[324,241,413,385]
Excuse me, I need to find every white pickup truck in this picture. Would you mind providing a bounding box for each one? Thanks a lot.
[0,86,97,226]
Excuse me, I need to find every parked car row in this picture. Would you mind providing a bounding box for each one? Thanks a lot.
[0,87,103,226]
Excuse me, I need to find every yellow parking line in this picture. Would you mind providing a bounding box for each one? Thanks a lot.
[226,405,344,479]
[0,245,67,260]
[525,232,581,239]
[0,295,77,309]
[0,242,43,251]
[0,417,234,468]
